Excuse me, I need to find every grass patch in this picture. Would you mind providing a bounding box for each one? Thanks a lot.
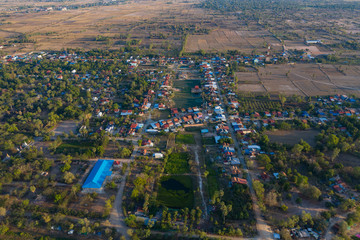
[173,79,202,108]
[165,152,190,174]
[185,126,203,132]
[175,134,195,144]
[157,175,194,209]
[202,137,215,145]
[207,167,220,199]
[55,140,95,154]
[151,109,171,121]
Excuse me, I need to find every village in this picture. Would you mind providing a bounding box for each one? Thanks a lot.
[0,49,360,240]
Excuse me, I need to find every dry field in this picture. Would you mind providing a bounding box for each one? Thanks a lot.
[284,40,333,56]
[266,130,319,147]
[236,64,360,96]
[185,29,282,53]
[0,0,216,53]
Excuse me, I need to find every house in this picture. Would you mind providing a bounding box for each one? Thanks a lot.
[153,153,164,159]
[306,40,321,44]
[142,139,154,147]
[201,129,209,134]
[231,177,247,185]
[121,110,133,116]
[191,85,202,93]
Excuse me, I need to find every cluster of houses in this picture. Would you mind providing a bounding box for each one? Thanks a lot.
[146,111,204,133]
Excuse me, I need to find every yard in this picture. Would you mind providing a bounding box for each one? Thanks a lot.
[175,134,195,144]
[157,175,194,209]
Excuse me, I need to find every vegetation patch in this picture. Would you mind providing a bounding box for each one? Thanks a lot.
[165,152,190,174]
[202,137,215,145]
[55,140,96,155]
[175,134,195,144]
[157,175,194,209]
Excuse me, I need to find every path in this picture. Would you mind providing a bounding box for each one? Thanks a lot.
[108,146,139,240]
[324,212,349,240]
[108,164,130,239]
[193,136,208,218]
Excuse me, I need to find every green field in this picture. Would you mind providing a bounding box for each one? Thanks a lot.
[175,134,195,144]
[173,79,202,108]
[55,140,95,155]
[157,175,194,209]
[202,137,215,145]
[165,152,190,174]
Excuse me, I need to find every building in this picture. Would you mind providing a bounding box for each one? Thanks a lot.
[82,160,114,191]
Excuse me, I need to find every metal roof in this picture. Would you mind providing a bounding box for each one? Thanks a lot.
[82,159,114,189]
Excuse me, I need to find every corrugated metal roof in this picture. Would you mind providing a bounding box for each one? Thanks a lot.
[82,160,114,189]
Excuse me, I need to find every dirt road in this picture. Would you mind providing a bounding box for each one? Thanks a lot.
[108,146,139,240]
[213,63,273,240]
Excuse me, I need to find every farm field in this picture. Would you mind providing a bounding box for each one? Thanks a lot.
[284,40,333,56]
[266,130,320,147]
[236,64,360,96]
[0,0,215,53]
[157,175,194,209]
[185,29,282,53]
[173,79,202,108]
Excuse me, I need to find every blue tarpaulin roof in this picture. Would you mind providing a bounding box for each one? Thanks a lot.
[82,160,114,189]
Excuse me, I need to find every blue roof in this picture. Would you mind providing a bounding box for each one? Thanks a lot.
[82,160,114,189]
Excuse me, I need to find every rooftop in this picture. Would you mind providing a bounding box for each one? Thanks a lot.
[82,160,114,189]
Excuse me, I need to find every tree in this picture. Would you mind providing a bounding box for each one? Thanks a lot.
[326,134,339,149]
[42,214,52,224]
[338,220,349,236]
[220,202,232,223]
[63,171,76,184]
[120,147,132,158]
[301,185,321,200]
[279,94,286,107]
[331,148,340,161]
[280,229,291,240]
[265,190,278,207]
[292,144,304,156]
[253,180,265,201]
[0,207,6,217]
[30,185,36,193]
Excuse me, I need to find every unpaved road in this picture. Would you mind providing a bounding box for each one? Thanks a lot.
[108,146,139,240]
[213,63,273,240]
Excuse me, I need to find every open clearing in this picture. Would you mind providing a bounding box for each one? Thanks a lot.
[236,64,360,96]
[52,120,78,137]
[185,29,282,53]
[266,129,319,147]
[338,153,360,167]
